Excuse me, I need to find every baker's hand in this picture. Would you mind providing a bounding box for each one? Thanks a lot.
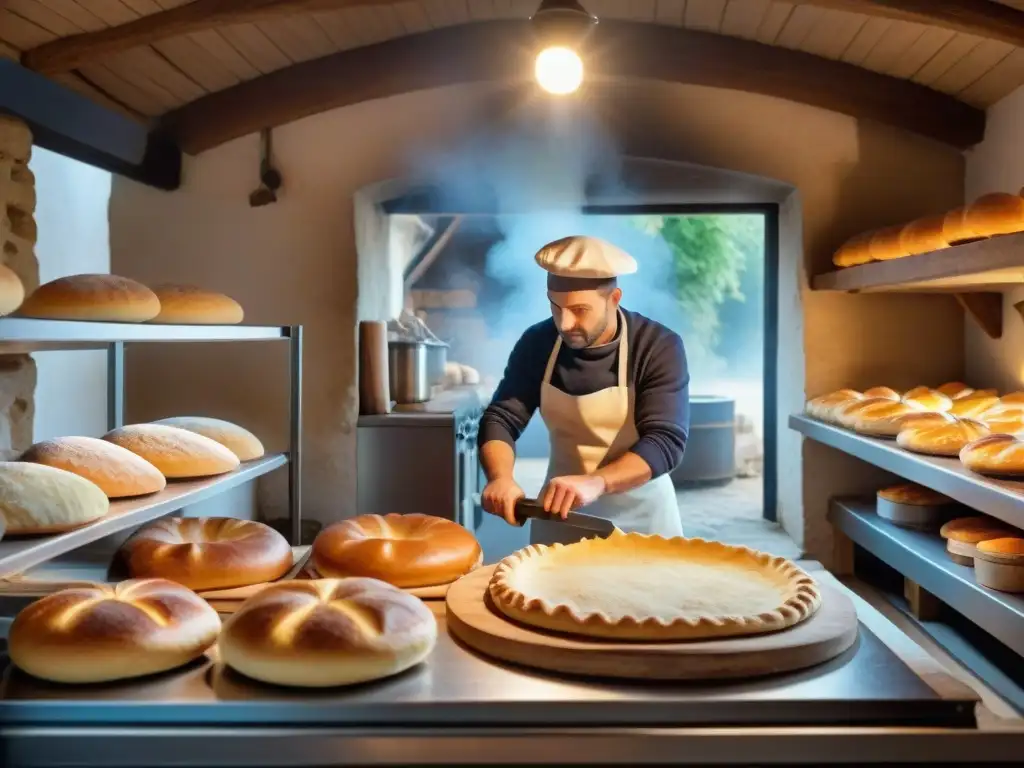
[481,477,526,526]
[541,475,606,519]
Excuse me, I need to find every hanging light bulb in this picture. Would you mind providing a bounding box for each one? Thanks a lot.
[530,0,597,95]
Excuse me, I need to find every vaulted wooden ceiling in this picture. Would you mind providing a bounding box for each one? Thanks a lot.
[4,0,1024,154]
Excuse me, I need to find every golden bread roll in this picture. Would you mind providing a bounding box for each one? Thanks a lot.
[936,381,974,400]
[150,284,244,325]
[972,389,1000,399]
[219,578,437,687]
[940,516,1016,544]
[7,578,220,684]
[0,461,108,535]
[867,225,910,261]
[119,517,293,591]
[899,214,949,256]
[804,389,862,422]
[151,416,264,461]
[103,423,240,478]
[0,263,25,316]
[942,207,976,245]
[312,513,482,588]
[835,397,901,429]
[896,417,990,457]
[877,483,952,506]
[964,192,1024,237]
[20,436,166,498]
[983,408,1024,436]
[863,386,901,400]
[18,274,160,322]
[949,395,1000,419]
[832,231,874,267]
[960,434,1024,477]
[997,392,1024,405]
[902,387,953,412]
[854,407,945,438]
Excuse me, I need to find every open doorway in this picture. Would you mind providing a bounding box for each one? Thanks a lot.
[400,203,794,559]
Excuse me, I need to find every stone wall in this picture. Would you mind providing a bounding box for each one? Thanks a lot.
[0,116,38,452]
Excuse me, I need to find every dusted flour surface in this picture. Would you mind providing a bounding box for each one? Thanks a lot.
[488,532,821,641]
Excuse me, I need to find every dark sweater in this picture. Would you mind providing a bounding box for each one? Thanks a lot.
[478,308,690,478]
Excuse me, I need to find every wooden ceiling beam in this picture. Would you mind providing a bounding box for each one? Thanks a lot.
[20,0,1024,76]
[160,21,985,155]
[791,0,1024,47]
[19,0,394,74]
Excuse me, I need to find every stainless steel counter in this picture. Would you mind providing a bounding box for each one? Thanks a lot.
[0,598,1000,766]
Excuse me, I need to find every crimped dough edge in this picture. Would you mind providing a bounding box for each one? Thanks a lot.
[487,532,823,639]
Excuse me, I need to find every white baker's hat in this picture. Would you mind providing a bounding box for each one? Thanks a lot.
[534,236,638,280]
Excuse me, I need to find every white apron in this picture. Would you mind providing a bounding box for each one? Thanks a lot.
[530,310,683,546]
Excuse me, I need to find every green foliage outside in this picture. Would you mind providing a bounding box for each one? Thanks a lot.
[630,214,765,375]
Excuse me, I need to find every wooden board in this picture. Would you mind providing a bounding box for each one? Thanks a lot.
[446,565,859,681]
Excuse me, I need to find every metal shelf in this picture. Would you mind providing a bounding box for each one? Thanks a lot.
[791,414,1024,529]
[0,454,287,580]
[829,497,1024,658]
[0,318,290,351]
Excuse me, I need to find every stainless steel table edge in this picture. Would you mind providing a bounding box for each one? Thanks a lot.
[6,725,1024,766]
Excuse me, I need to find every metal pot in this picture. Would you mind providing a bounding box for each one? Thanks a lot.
[388,340,447,404]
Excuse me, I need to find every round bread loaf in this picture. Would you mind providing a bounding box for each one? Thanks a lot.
[964,192,1024,238]
[940,516,1015,544]
[835,397,900,429]
[312,513,482,588]
[982,407,1024,436]
[119,517,293,591]
[996,392,1024,406]
[151,416,264,461]
[976,537,1024,559]
[103,423,240,478]
[150,284,244,325]
[18,274,160,322]
[832,231,874,267]
[0,461,109,534]
[949,395,1000,419]
[936,381,974,400]
[0,263,25,316]
[868,225,911,261]
[878,483,952,506]
[897,417,990,457]
[804,389,862,422]
[219,578,437,687]
[7,578,221,684]
[851,401,929,437]
[960,433,1024,477]
[942,207,976,245]
[899,214,950,256]
[902,387,954,412]
[863,386,901,400]
[20,436,166,498]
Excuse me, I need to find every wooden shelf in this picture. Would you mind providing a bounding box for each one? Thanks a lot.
[812,231,1024,294]
[0,455,287,580]
[790,415,1024,530]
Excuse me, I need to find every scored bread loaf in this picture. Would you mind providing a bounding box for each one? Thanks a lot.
[18,274,161,322]
[899,214,949,257]
[8,579,221,683]
[832,231,874,268]
[219,578,438,687]
[20,436,166,498]
[151,416,264,461]
[0,263,25,316]
[804,389,863,422]
[897,416,990,457]
[936,381,975,400]
[960,434,1024,476]
[902,387,954,412]
[942,207,977,245]
[863,386,901,400]
[119,517,293,591]
[150,284,244,325]
[949,395,1000,419]
[312,513,482,588]
[964,192,1024,238]
[852,402,931,438]
[867,225,911,261]
[835,397,901,429]
[103,423,240,478]
[0,461,109,534]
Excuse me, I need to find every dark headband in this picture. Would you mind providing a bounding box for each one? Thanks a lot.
[546,274,618,292]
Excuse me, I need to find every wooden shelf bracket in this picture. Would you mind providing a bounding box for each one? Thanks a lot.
[955,292,1002,339]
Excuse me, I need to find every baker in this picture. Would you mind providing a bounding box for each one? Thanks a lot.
[478,235,690,545]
